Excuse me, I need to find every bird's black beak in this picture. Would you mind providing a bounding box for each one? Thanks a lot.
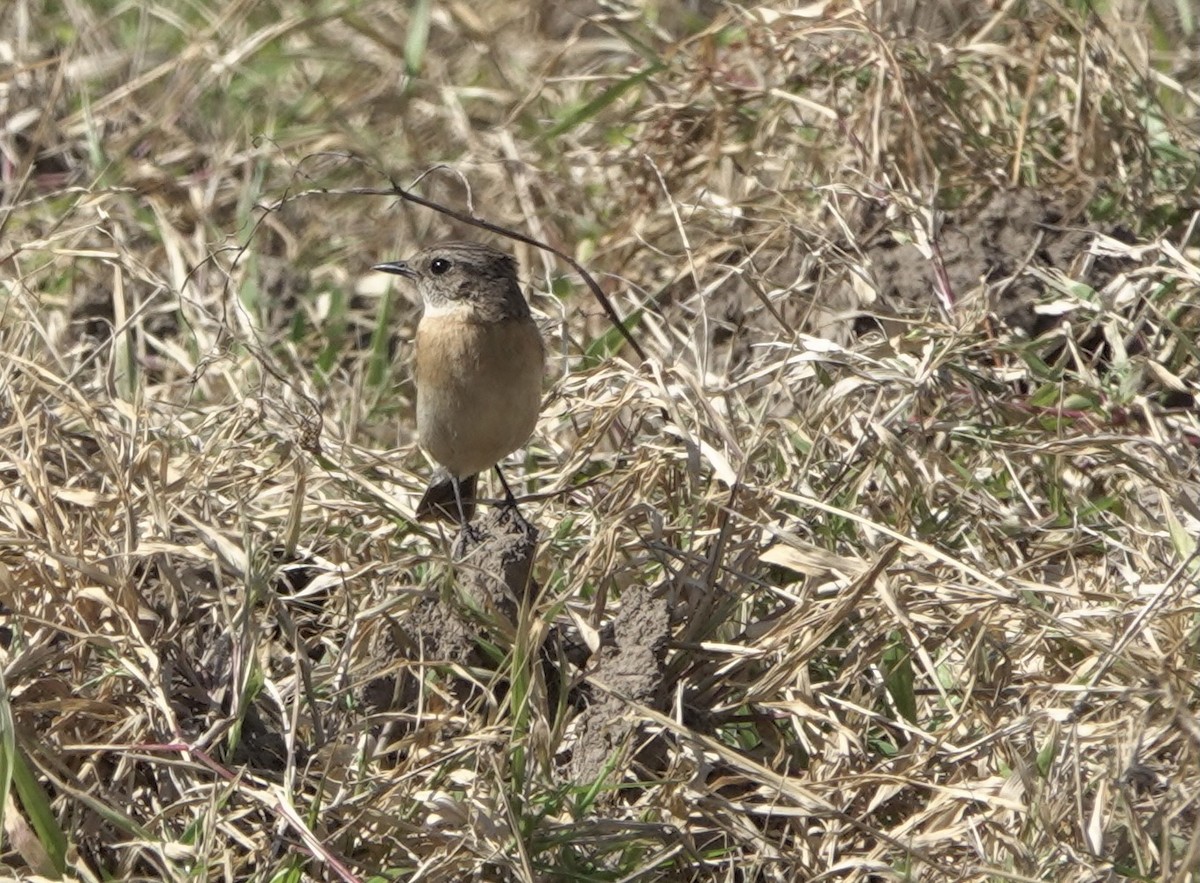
[373,260,417,278]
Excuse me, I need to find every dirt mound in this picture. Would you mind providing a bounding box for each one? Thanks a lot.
[358,509,671,786]
[862,188,1135,335]
[360,508,539,719]
[557,584,671,783]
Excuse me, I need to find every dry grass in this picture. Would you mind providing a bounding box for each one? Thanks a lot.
[2,0,1200,880]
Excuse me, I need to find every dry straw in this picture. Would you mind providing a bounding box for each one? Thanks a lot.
[1,0,1198,880]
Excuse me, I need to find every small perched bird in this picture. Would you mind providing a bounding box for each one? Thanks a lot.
[374,241,545,524]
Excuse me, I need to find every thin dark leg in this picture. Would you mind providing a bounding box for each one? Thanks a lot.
[451,475,469,525]
[494,466,533,531]
[494,465,519,507]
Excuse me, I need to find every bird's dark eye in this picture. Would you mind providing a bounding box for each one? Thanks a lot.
[430,258,452,275]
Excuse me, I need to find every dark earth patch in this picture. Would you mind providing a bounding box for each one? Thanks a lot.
[359,507,672,787]
[860,188,1136,337]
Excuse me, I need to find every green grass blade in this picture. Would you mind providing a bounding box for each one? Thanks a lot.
[540,64,664,142]
[405,0,432,76]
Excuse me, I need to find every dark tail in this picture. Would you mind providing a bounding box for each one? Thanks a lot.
[416,471,477,523]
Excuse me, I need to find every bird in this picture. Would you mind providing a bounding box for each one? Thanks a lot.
[374,240,545,525]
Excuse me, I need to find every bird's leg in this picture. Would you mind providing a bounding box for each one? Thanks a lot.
[451,474,469,526]
[494,465,534,532]
[449,474,486,548]
[494,465,519,508]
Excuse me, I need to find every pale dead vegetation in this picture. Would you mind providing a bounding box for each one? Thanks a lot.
[2,0,1199,881]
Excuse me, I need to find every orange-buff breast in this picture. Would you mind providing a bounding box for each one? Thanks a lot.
[414,314,545,478]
